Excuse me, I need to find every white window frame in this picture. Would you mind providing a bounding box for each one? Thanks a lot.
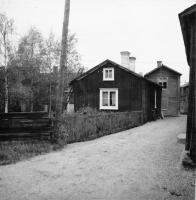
[103,68,114,81]
[99,88,118,110]
[158,77,168,90]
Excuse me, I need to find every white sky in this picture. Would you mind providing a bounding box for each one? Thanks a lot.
[1,0,195,84]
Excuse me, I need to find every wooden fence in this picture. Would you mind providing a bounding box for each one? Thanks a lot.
[62,111,143,143]
[0,112,53,141]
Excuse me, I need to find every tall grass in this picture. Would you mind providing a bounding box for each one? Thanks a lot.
[0,107,142,165]
[0,140,64,165]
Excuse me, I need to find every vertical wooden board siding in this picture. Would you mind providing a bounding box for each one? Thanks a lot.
[145,67,181,116]
[142,80,147,123]
[73,61,161,122]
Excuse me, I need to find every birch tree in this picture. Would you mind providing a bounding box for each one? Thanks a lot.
[0,13,14,113]
[42,31,60,116]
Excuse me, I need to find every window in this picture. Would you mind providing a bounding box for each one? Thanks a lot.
[100,89,118,110]
[158,77,168,89]
[103,68,114,81]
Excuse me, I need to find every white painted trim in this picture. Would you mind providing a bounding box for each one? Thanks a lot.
[99,88,118,110]
[103,68,114,81]
[157,77,168,90]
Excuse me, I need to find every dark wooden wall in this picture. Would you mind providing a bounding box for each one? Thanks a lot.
[145,67,180,116]
[142,79,162,123]
[72,62,162,123]
[74,62,143,112]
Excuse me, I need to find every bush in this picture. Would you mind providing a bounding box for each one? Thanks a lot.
[59,107,142,143]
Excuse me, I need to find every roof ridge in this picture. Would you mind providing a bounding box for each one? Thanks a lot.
[144,64,182,76]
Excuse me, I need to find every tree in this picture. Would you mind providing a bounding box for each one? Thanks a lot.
[67,32,83,73]
[0,13,14,113]
[16,27,45,111]
[13,26,83,114]
[41,31,61,115]
[41,30,83,115]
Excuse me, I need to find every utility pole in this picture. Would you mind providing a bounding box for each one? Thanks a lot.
[53,0,70,142]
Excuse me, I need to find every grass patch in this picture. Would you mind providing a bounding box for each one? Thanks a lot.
[0,140,65,165]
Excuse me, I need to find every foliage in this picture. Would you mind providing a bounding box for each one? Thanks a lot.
[0,13,15,65]
[0,22,83,112]
[67,32,83,73]
[57,107,142,144]
[0,140,65,165]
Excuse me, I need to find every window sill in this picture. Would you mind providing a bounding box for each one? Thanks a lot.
[100,106,118,110]
[103,79,114,81]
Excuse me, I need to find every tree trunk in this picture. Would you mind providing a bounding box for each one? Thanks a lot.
[53,0,70,142]
[4,34,8,113]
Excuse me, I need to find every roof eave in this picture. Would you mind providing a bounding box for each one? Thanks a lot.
[144,65,182,77]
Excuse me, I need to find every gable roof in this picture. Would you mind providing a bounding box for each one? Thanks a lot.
[69,59,161,87]
[181,82,189,88]
[144,64,182,77]
[69,59,141,83]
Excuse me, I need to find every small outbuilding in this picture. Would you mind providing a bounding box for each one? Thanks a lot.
[70,53,162,123]
[144,62,181,117]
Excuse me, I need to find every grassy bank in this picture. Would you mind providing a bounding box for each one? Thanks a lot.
[0,140,65,165]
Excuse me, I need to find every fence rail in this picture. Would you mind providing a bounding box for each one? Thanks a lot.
[62,111,143,143]
[0,112,53,141]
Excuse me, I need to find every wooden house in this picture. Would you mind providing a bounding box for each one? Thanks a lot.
[180,82,189,114]
[69,56,162,123]
[144,62,181,116]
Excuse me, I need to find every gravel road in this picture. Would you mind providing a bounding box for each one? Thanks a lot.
[0,115,195,200]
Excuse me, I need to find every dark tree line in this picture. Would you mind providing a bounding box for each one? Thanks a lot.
[0,13,83,113]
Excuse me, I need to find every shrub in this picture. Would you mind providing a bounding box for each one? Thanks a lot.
[59,107,142,143]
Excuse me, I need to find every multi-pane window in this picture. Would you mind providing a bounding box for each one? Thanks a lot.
[100,89,118,110]
[103,68,114,81]
[158,77,168,89]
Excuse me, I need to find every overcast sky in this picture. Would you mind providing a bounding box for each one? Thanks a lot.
[1,0,195,84]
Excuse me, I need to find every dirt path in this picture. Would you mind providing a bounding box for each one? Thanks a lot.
[0,116,195,200]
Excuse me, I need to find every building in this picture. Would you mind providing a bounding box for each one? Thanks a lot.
[179,4,196,163]
[69,52,162,123]
[144,62,182,116]
[180,82,189,114]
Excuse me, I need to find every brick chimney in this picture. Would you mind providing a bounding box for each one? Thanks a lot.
[157,61,162,68]
[129,57,136,72]
[120,51,130,69]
